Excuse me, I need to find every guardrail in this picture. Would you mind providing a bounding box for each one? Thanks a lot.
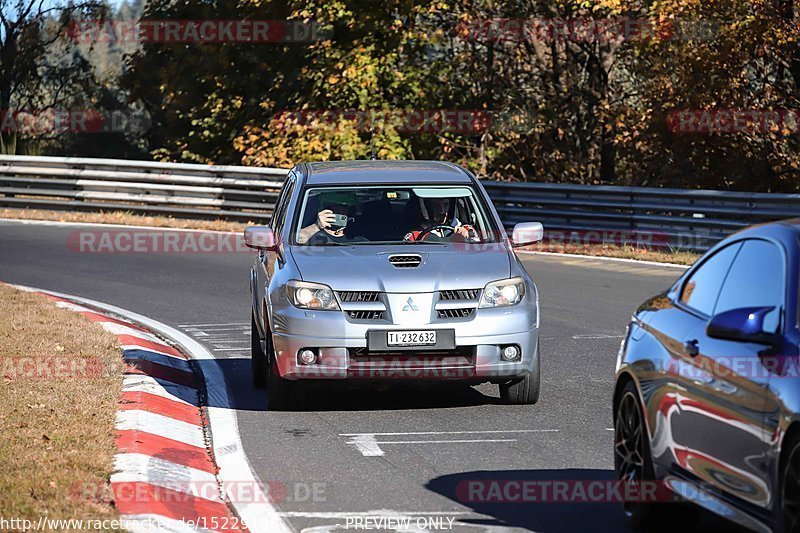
[0,155,286,220]
[483,181,800,251]
[1,155,798,251]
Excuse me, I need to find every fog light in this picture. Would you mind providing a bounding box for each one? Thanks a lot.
[298,349,317,365]
[501,345,520,361]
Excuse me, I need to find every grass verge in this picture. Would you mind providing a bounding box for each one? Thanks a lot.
[0,207,699,265]
[0,207,248,233]
[0,283,123,524]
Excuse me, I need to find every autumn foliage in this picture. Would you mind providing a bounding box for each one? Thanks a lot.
[119,0,800,190]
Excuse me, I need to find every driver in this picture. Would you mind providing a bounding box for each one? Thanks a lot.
[297,191,361,244]
[404,197,479,242]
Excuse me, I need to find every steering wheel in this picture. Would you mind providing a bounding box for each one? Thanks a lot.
[416,224,456,241]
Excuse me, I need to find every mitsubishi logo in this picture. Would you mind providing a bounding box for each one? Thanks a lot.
[402,297,419,312]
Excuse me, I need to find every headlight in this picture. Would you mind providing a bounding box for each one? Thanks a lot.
[286,280,339,310]
[479,277,525,308]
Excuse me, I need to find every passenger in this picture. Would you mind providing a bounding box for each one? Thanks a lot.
[297,192,360,245]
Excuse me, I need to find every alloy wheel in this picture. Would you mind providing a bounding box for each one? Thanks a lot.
[615,390,646,515]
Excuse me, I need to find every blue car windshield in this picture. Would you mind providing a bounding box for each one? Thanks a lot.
[293,185,500,245]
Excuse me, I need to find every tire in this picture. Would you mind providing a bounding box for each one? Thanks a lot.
[613,381,701,531]
[251,313,266,388]
[779,432,800,533]
[500,355,540,405]
[615,381,658,529]
[614,382,703,531]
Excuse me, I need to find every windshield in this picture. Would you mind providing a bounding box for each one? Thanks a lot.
[293,185,500,246]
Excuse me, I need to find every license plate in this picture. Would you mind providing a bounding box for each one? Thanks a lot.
[387,330,437,347]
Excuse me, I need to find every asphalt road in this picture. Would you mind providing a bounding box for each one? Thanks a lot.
[0,220,718,532]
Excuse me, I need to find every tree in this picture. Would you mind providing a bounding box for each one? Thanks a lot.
[0,0,108,153]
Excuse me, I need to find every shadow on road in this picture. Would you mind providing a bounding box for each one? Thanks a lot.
[295,382,503,411]
[425,468,750,533]
[192,356,503,412]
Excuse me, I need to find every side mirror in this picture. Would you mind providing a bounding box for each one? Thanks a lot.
[243,226,277,251]
[511,222,544,247]
[706,306,780,347]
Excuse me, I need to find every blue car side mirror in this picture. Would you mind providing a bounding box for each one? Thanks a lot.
[706,306,781,347]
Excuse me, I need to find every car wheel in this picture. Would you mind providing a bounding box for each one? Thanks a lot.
[780,433,800,533]
[251,313,266,388]
[265,331,293,411]
[500,356,540,405]
[615,381,702,531]
[615,381,659,529]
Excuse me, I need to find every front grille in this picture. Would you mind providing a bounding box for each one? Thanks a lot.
[388,254,422,268]
[337,291,381,302]
[347,311,385,320]
[439,289,480,301]
[437,308,475,319]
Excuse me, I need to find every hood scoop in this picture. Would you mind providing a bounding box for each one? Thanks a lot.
[388,254,422,268]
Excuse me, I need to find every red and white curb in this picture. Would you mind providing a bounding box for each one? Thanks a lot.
[12,285,290,533]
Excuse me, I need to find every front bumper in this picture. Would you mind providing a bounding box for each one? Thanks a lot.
[269,303,539,382]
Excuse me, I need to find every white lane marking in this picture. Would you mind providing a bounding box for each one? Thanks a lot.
[112,453,222,502]
[606,428,614,431]
[102,321,169,344]
[0,217,239,235]
[53,300,94,312]
[572,333,626,340]
[340,429,557,436]
[185,328,249,333]
[344,429,555,456]
[517,249,690,269]
[116,410,206,449]
[122,374,198,406]
[347,435,385,457]
[281,511,472,518]
[375,439,517,444]
[179,322,248,327]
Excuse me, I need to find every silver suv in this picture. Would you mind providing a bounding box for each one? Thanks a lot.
[245,161,544,410]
